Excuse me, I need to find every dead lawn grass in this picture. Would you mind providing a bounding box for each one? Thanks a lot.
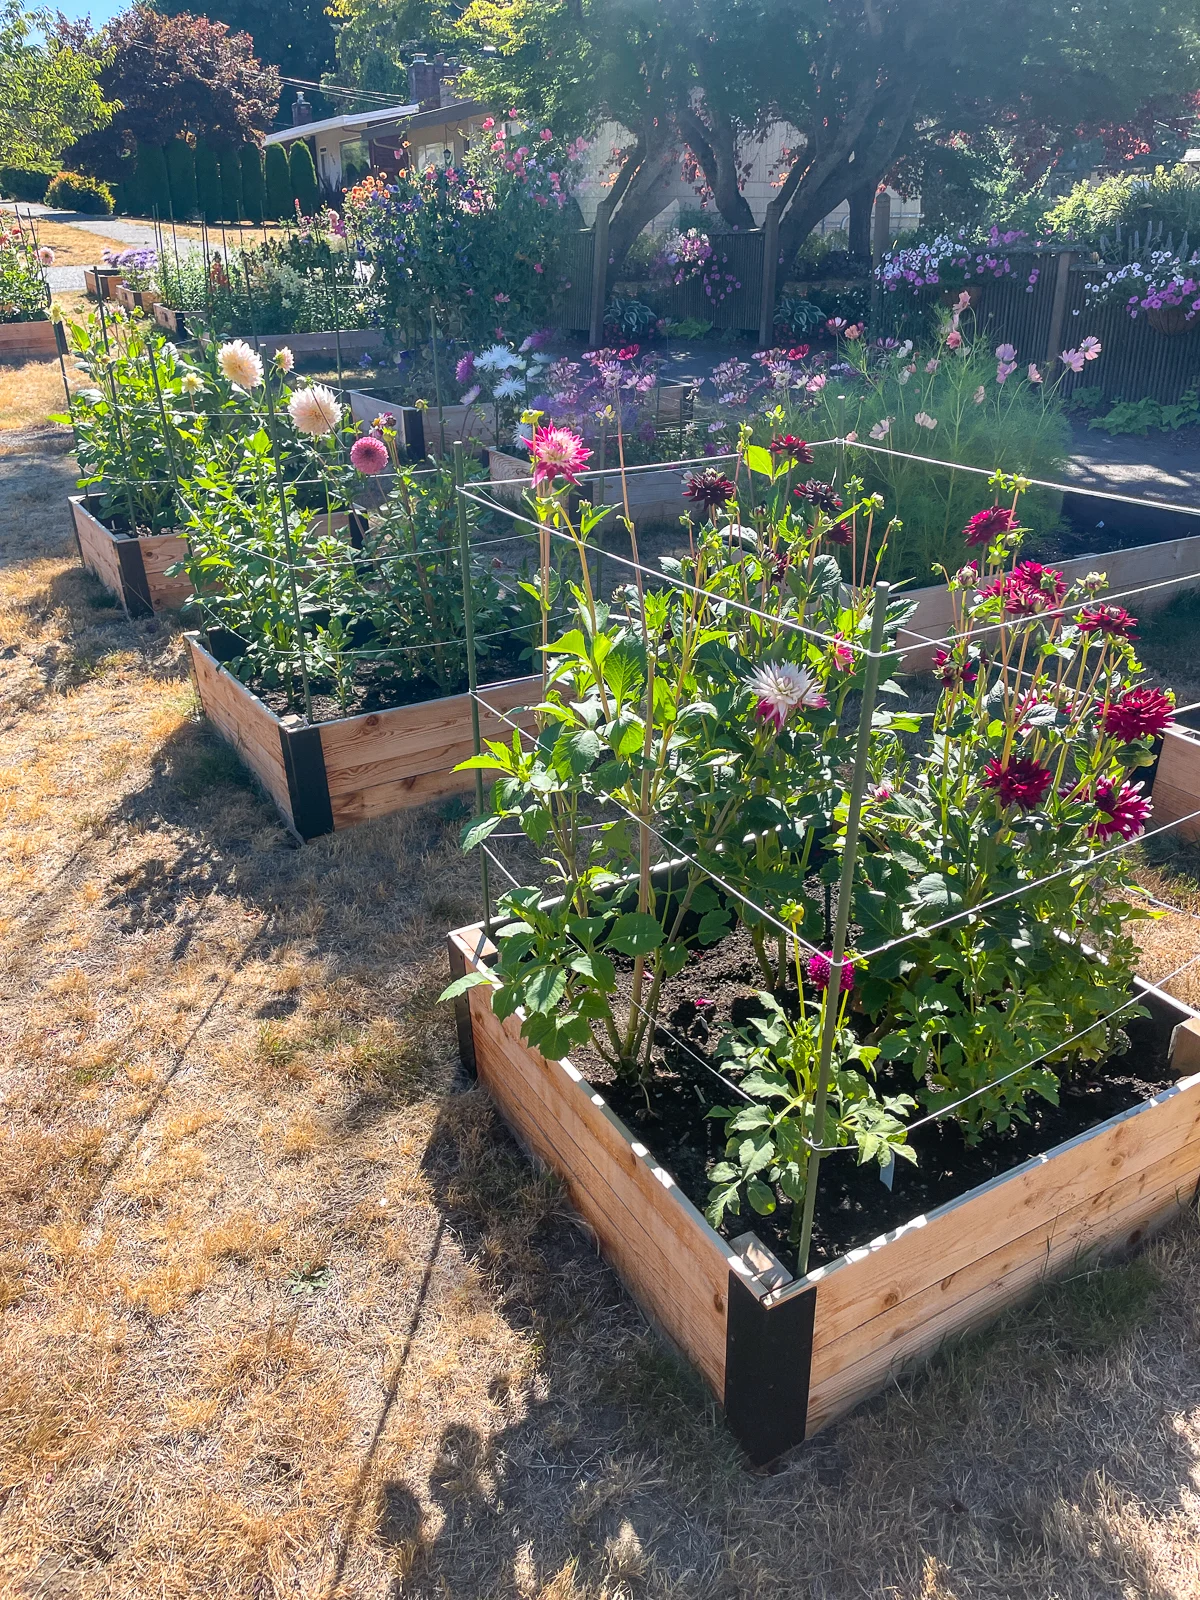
[1,425,1200,1597]
[5,219,136,268]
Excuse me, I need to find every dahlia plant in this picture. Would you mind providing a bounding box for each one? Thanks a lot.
[0,219,51,323]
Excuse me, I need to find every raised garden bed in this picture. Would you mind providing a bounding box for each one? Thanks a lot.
[186,632,540,839]
[447,921,1200,1462]
[70,496,365,618]
[113,285,160,317]
[0,319,65,362]
[153,303,192,338]
[83,266,121,301]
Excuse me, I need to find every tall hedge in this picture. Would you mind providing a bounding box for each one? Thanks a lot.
[264,143,291,220]
[165,139,197,220]
[218,152,243,223]
[138,142,172,220]
[195,141,221,225]
[240,144,265,226]
[288,139,318,218]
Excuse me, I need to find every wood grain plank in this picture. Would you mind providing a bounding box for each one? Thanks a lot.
[71,498,126,603]
[1152,729,1200,840]
[138,533,192,609]
[185,634,293,824]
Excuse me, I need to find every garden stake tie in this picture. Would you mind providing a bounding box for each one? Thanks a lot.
[454,442,492,936]
[796,580,891,1276]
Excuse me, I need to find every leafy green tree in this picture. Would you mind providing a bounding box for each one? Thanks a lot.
[159,0,335,87]
[219,150,243,221]
[288,138,318,216]
[240,142,264,224]
[264,141,291,218]
[195,138,221,223]
[165,137,198,218]
[325,0,452,105]
[0,0,112,169]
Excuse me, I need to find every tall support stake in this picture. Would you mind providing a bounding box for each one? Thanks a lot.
[430,309,445,456]
[834,394,847,492]
[796,581,890,1275]
[454,441,491,935]
[263,378,314,723]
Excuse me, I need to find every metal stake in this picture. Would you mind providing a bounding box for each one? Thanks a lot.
[263,378,314,722]
[454,441,491,934]
[795,581,891,1274]
[430,309,445,456]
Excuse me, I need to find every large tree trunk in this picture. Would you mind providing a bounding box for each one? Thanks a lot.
[675,103,756,232]
[603,127,681,289]
[847,181,875,259]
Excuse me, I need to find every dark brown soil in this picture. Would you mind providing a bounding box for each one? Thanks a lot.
[573,925,1182,1274]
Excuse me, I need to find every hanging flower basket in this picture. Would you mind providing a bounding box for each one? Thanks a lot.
[1146,304,1196,337]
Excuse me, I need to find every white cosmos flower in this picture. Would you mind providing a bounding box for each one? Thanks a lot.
[914,411,937,429]
[493,375,527,400]
[218,338,263,389]
[747,661,827,731]
[288,383,343,436]
[869,416,892,440]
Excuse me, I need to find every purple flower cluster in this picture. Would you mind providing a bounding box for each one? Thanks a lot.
[1085,247,1200,323]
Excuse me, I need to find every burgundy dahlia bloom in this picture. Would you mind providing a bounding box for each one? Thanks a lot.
[1091,777,1152,841]
[350,435,389,475]
[934,648,979,688]
[982,756,1054,810]
[683,468,736,512]
[794,479,843,515]
[768,435,815,465]
[1100,687,1174,743]
[1078,604,1138,638]
[982,561,1066,617]
[807,951,855,994]
[963,505,1018,547]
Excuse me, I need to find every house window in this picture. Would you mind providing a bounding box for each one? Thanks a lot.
[340,136,370,187]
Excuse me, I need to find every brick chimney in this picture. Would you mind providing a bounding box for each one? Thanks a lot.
[292,91,312,126]
[407,54,440,111]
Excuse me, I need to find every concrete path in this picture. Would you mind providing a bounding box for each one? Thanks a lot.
[2,202,198,290]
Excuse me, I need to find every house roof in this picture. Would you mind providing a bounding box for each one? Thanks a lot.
[264,98,485,148]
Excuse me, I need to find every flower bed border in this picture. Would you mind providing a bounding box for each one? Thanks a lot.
[0,319,65,362]
[69,494,189,617]
[186,631,541,839]
[447,921,1200,1463]
[83,267,121,301]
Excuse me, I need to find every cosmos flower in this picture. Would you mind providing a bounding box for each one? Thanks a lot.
[1027,363,1043,384]
[1060,348,1086,372]
[1100,687,1174,742]
[288,383,343,436]
[995,343,1017,363]
[1079,336,1102,359]
[37,246,54,266]
[768,435,814,464]
[350,435,389,475]
[963,505,1019,547]
[870,417,892,440]
[914,411,937,429]
[747,661,827,730]
[982,756,1053,810]
[218,339,262,390]
[460,384,482,405]
[528,424,591,489]
[945,329,963,349]
[683,469,736,512]
[807,951,855,993]
[973,385,986,404]
[1078,605,1137,638]
[1090,777,1152,841]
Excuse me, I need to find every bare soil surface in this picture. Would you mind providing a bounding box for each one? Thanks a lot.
[4,422,1200,1598]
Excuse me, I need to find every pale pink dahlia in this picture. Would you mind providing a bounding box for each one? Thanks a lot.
[747,661,827,730]
[528,425,591,489]
[350,435,389,475]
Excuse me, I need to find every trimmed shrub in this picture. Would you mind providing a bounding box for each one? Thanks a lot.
[0,165,53,202]
[219,152,243,222]
[45,170,114,215]
[264,142,291,220]
[195,141,221,225]
[138,143,172,220]
[240,144,265,226]
[165,139,198,220]
[288,139,318,218]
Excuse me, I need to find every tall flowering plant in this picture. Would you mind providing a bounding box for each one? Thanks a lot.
[0,221,51,323]
[858,483,1167,1137]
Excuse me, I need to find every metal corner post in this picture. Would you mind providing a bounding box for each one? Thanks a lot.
[454,441,492,935]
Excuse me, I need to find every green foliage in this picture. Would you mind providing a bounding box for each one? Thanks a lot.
[1042,166,1200,252]
[0,223,50,322]
[0,162,53,201]
[773,295,828,339]
[0,0,113,169]
[263,141,290,219]
[138,141,172,220]
[1087,389,1200,437]
[239,142,264,225]
[288,138,318,217]
[603,296,659,339]
[195,140,221,224]
[165,138,197,219]
[159,0,336,85]
[44,167,112,213]
[219,150,243,222]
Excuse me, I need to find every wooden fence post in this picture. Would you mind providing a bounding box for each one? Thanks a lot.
[589,202,612,347]
[758,205,781,346]
[1045,250,1075,365]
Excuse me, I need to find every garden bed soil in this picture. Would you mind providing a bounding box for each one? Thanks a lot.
[186,630,541,839]
[0,319,65,362]
[447,920,1200,1463]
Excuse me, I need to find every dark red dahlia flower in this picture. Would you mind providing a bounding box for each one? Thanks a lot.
[1091,777,1152,841]
[769,435,815,465]
[794,479,843,515]
[1078,604,1138,638]
[982,756,1053,809]
[963,505,1019,547]
[934,648,980,688]
[1100,687,1174,742]
[683,469,736,512]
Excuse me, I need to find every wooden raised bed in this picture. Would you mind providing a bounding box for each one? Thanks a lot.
[186,632,540,839]
[113,285,161,316]
[1148,704,1200,842]
[70,497,365,617]
[153,303,192,338]
[0,319,65,362]
[83,267,121,301]
[447,922,1200,1463]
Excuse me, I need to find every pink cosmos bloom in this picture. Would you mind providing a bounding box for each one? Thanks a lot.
[973,385,986,404]
[845,323,863,339]
[540,129,553,141]
[826,317,847,333]
[996,360,1018,384]
[533,262,544,273]
[925,358,940,373]
[945,329,963,350]
[1061,348,1086,372]
[1027,363,1043,384]
[748,661,827,730]
[350,435,389,475]
[1090,778,1151,841]
[995,343,1017,363]
[869,417,892,440]
[982,756,1053,810]
[529,425,591,490]
[806,373,827,393]
[1079,336,1102,360]
[807,951,855,994]
[494,292,510,304]
[914,411,937,429]
[954,290,972,313]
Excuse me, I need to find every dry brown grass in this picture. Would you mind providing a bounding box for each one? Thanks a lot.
[5,218,136,267]
[2,424,1200,1597]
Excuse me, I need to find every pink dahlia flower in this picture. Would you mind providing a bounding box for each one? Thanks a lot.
[807,951,855,994]
[982,756,1053,810]
[528,425,591,489]
[1100,687,1174,743]
[350,435,389,475]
